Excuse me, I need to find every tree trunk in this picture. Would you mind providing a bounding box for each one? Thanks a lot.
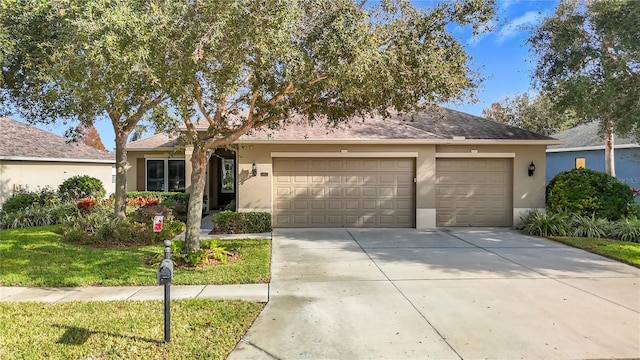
[184,144,208,252]
[113,130,128,219]
[605,121,616,177]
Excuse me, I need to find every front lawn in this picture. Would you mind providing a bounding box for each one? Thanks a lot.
[0,299,263,359]
[0,226,270,287]
[549,236,640,268]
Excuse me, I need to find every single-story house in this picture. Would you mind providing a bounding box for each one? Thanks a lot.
[0,117,116,207]
[126,108,561,228]
[547,122,640,200]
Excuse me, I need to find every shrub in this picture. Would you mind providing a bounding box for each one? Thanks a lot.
[134,204,175,224]
[223,200,237,212]
[212,210,272,234]
[610,218,640,242]
[1,191,40,213]
[76,197,97,212]
[517,209,571,237]
[546,168,634,220]
[114,192,189,220]
[58,175,106,202]
[570,214,610,239]
[159,193,189,221]
[0,203,79,229]
[1,186,60,213]
[168,239,234,267]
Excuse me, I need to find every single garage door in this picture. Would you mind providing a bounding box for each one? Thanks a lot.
[273,158,415,227]
[436,158,512,226]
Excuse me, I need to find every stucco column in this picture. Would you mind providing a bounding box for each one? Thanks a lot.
[184,145,193,192]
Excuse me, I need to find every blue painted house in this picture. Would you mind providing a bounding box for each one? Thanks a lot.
[546,122,640,201]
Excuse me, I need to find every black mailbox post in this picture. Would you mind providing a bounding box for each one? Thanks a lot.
[157,240,173,343]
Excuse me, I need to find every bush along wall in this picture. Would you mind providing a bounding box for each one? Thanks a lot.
[212,211,272,234]
[546,168,635,221]
[518,209,640,242]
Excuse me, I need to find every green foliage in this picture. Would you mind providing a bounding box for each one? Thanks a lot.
[528,0,640,144]
[60,201,184,246]
[0,203,79,229]
[570,214,610,239]
[518,209,639,243]
[58,175,106,202]
[223,200,237,212]
[1,186,60,213]
[610,218,640,243]
[546,168,634,220]
[118,192,189,221]
[133,204,175,224]
[482,92,579,136]
[517,209,572,237]
[212,211,272,234]
[168,239,234,267]
[1,191,40,213]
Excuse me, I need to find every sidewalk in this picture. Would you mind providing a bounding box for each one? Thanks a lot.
[0,214,272,304]
[0,284,268,303]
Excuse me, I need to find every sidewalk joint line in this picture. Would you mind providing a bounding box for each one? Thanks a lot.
[442,230,640,314]
[346,229,464,360]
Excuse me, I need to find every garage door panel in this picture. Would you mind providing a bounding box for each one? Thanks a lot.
[273,158,415,227]
[436,158,512,227]
[362,187,376,196]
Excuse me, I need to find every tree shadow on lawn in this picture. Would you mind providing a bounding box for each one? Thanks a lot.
[53,324,161,345]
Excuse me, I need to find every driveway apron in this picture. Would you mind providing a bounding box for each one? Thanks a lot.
[228,228,640,360]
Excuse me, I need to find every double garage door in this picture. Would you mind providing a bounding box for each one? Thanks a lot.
[436,158,513,226]
[273,158,415,227]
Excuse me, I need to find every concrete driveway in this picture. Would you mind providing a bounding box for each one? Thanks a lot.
[229,228,640,360]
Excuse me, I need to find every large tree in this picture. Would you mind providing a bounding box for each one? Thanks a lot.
[1,0,167,218]
[482,92,579,136]
[528,0,640,176]
[154,0,496,251]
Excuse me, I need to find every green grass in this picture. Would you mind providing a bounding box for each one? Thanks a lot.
[0,226,271,287]
[549,236,640,268]
[0,299,264,359]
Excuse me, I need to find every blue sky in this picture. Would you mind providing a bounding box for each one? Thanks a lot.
[19,0,559,151]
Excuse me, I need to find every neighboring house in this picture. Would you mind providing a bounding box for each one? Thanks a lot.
[126,108,560,228]
[547,122,640,201]
[0,117,116,207]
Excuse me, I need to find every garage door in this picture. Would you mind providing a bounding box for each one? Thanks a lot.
[436,158,512,226]
[273,158,415,227]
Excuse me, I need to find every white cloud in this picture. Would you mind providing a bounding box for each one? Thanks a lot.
[499,0,521,10]
[467,20,498,46]
[496,10,542,43]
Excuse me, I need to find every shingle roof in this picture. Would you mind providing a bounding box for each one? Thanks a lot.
[0,117,115,162]
[127,107,556,149]
[240,108,555,141]
[548,122,638,149]
[127,133,179,150]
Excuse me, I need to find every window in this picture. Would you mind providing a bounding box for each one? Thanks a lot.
[221,158,235,193]
[146,159,185,192]
[575,157,586,169]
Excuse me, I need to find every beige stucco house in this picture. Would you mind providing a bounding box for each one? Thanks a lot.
[0,117,115,207]
[126,108,561,228]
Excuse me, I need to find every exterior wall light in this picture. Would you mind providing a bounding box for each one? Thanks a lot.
[252,162,258,177]
[528,161,536,177]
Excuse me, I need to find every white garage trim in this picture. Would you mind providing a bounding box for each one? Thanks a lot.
[271,151,418,158]
[435,152,515,158]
